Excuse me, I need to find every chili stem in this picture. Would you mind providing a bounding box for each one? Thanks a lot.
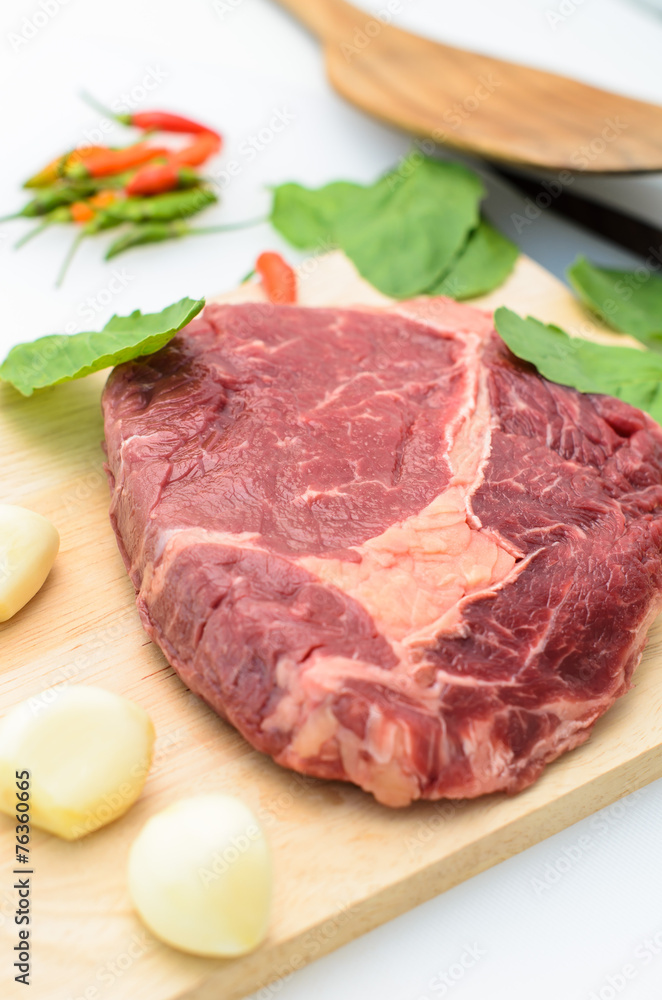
[79,90,120,122]
[55,232,85,288]
[191,217,268,235]
[15,221,51,249]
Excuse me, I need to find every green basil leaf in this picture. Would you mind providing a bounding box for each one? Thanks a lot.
[427,220,519,300]
[271,180,361,249]
[494,306,662,424]
[0,297,205,397]
[334,157,484,298]
[567,256,662,350]
[271,154,484,298]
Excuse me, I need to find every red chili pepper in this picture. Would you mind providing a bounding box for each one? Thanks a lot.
[125,162,200,196]
[81,93,220,138]
[171,131,222,168]
[80,92,220,137]
[130,111,220,137]
[65,143,169,180]
[256,252,297,304]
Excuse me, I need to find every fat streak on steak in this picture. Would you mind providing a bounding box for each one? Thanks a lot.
[102,296,662,807]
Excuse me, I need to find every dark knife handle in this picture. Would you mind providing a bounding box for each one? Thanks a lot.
[493,165,662,260]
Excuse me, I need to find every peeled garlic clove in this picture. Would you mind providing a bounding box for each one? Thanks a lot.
[0,685,155,840]
[0,504,60,622]
[128,794,272,957]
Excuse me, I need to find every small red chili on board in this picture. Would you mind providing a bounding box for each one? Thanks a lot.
[125,163,200,197]
[171,131,222,168]
[256,252,297,304]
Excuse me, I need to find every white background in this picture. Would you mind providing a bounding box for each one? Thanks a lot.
[1,2,662,998]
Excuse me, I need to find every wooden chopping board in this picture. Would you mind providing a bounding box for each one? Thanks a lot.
[2,252,661,1000]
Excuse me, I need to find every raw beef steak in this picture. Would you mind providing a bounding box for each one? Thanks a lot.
[102,297,662,807]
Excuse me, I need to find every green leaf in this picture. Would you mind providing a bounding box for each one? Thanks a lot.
[271,154,485,298]
[427,220,519,300]
[0,297,204,396]
[271,181,361,249]
[567,256,662,350]
[494,307,662,425]
[336,158,484,298]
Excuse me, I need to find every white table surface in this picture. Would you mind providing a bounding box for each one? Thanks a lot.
[2,2,662,998]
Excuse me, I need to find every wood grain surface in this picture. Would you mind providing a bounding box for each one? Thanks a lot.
[275,0,662,172]
[1,252,660,1000]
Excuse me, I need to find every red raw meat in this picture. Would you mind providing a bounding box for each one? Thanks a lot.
[102,297,662,806]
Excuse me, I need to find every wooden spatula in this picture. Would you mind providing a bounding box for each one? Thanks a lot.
[276,0,662,172]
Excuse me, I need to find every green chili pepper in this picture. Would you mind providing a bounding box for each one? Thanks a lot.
[104,216,266,260]
[105,220,189,257]
[4,172,146,224]
[0,187,84,222]
[103,187,217,224]
[83,212,123,235]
